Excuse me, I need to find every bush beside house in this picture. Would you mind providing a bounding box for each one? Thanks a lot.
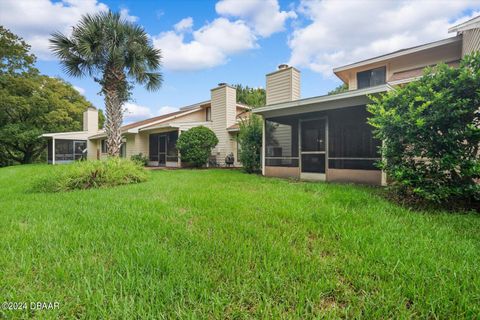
[176,126,218,168]
[368,53,480,205]
[237,115,262,173]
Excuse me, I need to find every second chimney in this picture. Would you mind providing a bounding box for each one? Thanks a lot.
[266,64,301,105]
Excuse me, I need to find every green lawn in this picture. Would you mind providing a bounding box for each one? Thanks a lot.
[1,165,479,319]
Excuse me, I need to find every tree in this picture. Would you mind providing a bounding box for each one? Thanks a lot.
[237,115,262,173]
[50,11,162,157]
[235,84,266,108]
[0,26,37,75]
[0,75,94,165]
[368,53,480,203]
[0,27,97,166]
[328,83,348,95]
[176,126,218,168]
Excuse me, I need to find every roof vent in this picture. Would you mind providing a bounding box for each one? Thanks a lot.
[218,82,227,87]
[278,64,289,70]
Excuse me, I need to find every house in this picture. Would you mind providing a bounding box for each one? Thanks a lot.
[253,15,480,185]
[42,83,249,167]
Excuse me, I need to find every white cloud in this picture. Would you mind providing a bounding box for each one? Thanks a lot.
[157,106,179,116]
[120,8,138,23]
[123,102,153,122]
[288,0,480,76]
[152,18,256,71]
[73,85,85,95]
[174,17,194,33]
[0,0,138,60]
[216,0,296,37]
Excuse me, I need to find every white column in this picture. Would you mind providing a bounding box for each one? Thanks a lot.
[177,129,181,168]
[52,138,55,165]
[262,117,266,176]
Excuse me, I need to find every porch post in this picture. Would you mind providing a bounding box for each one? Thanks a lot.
[52,138,55,165]
[262,117,266,176]
[177,128,181,168]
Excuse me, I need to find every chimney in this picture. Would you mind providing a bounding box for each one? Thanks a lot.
[266,64,301,105]
[83,107,99,132]
[210,83,237,161]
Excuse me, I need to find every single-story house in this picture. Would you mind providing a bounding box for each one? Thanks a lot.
[42,83,249,167]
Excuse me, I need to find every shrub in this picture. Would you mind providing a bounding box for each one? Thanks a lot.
[368,53,480,203]
[131,153,149,166]
[176,126,218,167]
[237,114,262,173]
[32,158,148,192]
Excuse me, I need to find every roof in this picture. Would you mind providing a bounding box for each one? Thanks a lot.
[449,15,480,33]
[333,36,462,74]
[253,84,390,116]
[226,123,240,132]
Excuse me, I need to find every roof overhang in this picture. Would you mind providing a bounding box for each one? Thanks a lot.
[253,84,390,118]
[449,16,480,34]
[333,36,462,75]
[41,131,92,140]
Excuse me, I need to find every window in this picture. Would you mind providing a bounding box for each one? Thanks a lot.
[357,66,386,89]
[206,107,212,121]
[265,118,299,167]
[101,139,107,153]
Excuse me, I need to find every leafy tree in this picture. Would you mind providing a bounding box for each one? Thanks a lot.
[328,83,348,95]
[50,11,162,157]
[237,115,262,173]
[176,126,218,167]
[368,53,480,203]
[235,84,266,108]
[0,26,37,75]
[0,27,97,166]
[0,75,94,165]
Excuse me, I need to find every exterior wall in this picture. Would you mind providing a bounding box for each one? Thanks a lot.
[343,39,462,90]
[211,85,237,164]
[462,28,480,55]
[125,133,149,158]
[265,166,300,179]
[266,67,301,105]
[327,169,382,185]
[173,109,206,122]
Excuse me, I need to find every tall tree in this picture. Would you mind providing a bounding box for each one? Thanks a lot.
[235,84,266,108]
[0,27,102,166]
[50,11,162,157]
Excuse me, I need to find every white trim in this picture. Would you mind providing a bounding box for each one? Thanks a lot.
[449,16,480,33]
[253,84,390,114]
[52,138,55,165]
[333,36,461,73]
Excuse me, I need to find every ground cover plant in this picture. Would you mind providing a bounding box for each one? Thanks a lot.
[31,158,147,192]
[1,165,479,318]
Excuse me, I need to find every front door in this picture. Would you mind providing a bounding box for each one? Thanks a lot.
[158,135,166,166]
[300,118,327,180]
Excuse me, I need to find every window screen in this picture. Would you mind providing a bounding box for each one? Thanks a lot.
[328,106,381,171]
[166,131,178,162]
[149,134,159,161]
[265,118,299,167]
[357,66,386,89]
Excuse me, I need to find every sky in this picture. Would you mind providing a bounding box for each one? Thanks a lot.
[1,0,479,124]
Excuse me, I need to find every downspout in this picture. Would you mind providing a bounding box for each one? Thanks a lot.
[262,117,266,176]
[177,128,181,168]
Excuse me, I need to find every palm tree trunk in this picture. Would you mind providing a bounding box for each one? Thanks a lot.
[104,90,123,157]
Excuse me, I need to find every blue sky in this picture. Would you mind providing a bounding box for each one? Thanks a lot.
[1,0,479,123]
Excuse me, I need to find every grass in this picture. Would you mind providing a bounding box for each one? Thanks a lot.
[1,165,479,319]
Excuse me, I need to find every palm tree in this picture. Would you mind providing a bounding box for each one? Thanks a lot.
[50,11,162,156]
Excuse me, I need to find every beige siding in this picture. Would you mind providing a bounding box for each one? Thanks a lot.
[462,28,480,55]
[342,39,462,90]
[266,67,301,105]
[173,109,205,122]
[124,133,149,159]
[211,85,237,163]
